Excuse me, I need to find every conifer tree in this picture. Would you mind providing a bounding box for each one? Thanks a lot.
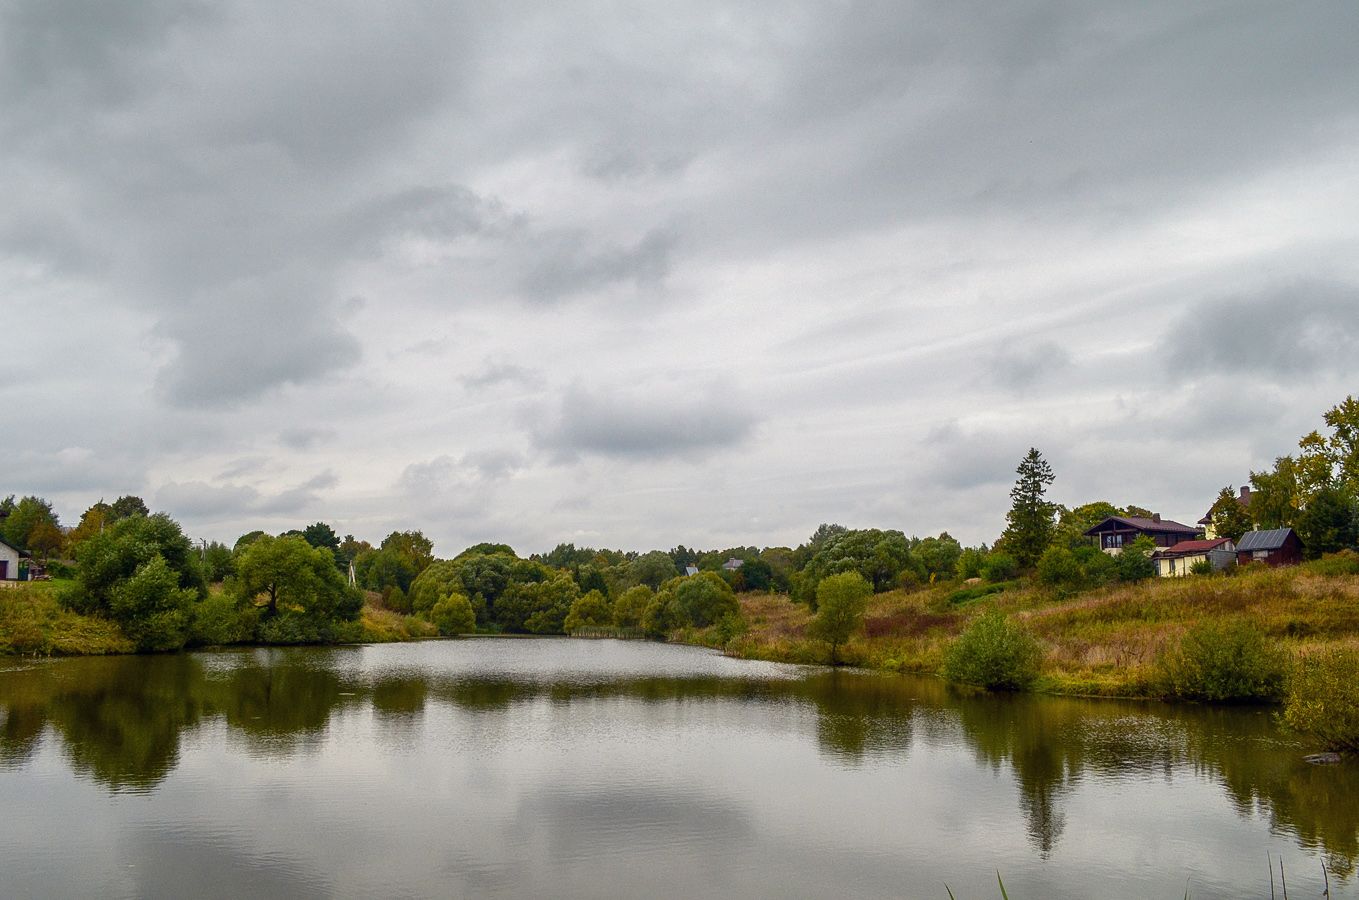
[1002,448,1057,568]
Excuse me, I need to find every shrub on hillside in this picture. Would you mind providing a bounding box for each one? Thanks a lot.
[942,609,1042,690]
[1158,620,1286,702]
[981,552,1019,583]
[1304,549,1359,577]
[1283,648,1359,751]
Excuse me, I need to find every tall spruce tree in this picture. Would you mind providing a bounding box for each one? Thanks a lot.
[1003,448,1057,568]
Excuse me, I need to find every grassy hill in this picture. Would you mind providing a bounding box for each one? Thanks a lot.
[676,558,1359,700]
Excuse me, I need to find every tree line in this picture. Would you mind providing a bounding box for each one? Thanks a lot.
[6,395,1359,655]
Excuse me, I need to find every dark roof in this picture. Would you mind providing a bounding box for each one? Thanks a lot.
[1083,516,1201,536]
[0,536,31,557]
[1155,538,1233,557]
[1237,528,1298,552]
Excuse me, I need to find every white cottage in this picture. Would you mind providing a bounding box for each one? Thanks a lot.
[0,537,29,582]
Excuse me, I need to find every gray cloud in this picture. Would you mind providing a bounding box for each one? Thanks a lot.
[988,340,1073,390]
[1167,281,1359,378]
[279,428,336,451]
[5,3,1359,550]
[459,360,545,391]
[537,380,756,462]
[155,471,337,522]
[519,228,676,302]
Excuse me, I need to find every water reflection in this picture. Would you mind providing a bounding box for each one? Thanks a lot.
[1,642,1357,882]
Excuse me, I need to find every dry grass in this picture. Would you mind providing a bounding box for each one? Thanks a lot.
[700,565,1359,698]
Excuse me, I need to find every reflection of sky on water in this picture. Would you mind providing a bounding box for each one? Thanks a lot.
[0,641,1354,898]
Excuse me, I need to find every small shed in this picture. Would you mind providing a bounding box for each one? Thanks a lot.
[1153,538,1236,577]
[0,537,31,582]
[1236,528,1303,567]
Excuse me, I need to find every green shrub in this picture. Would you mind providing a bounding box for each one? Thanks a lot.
[1283,648,1359,750]
[1304,549,1359,577]
[189,592,257,646]
[944,581,1009,606]
[1115,536,1157,582]
[1159,620,1286,702]
[1188,558,1216,576]
[430,593,477,635]
[981,552,1018,583]
[942,609,1042,690]
[564,589,613,633]
[257,612,330,645]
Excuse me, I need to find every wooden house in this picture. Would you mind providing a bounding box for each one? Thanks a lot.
[1084,515,1203,554]
[1236,528,1303,567]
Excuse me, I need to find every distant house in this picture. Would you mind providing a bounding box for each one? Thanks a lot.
[1153,538,1237,577]
[684,565,700,577]
[721,558,744,572]
[1197,486,1252,540]
[0,537,30,582]
[1084,515,1203,554]
[1236,528,1303,567]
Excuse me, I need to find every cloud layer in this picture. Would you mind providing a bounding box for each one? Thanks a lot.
[5,2,1358,553]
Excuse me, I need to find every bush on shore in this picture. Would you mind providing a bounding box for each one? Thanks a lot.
[1283,648,1359,751]
[941,609,1042,690]
[1158,620,1286,702]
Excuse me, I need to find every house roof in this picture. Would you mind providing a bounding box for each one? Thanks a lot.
[721,558,744,570]
[1156,538,1234,557]
[1237,528,1298,552]
[0,536,31,557]
[684,566,699,576]
[1083,515,1201,536]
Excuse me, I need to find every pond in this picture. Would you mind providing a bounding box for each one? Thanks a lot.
[1,639,1354,898]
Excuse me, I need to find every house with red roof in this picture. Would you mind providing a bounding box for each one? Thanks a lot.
[1153,538,1237,577]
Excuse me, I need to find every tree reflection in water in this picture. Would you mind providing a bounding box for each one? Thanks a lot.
[1,647,1356,878]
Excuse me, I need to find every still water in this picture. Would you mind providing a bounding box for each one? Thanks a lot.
[1,639,1354,899]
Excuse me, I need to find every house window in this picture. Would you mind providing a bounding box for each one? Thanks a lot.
[1253,550,1269,560]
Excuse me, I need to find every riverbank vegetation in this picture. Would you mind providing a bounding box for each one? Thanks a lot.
[4,397,1359,751]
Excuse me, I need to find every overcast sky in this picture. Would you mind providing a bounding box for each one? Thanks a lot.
[4,1,1358,554]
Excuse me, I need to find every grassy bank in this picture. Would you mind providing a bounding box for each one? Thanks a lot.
[676,562,1359,700]
[0,581,436,656]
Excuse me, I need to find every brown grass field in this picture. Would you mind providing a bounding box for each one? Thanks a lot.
[677,562,1359,698]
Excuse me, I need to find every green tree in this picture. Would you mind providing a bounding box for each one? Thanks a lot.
[1052,501,1124,549]
[233,530,268,554]
[109,495,149,520]
[915,533,963,581]
[1296,486,1358,557]
[60,513,206,651]
[1206,486,1253,542]
[65,501,114,551]
[202,541,236,582]
[108,556,198,651]
[430,593,476,635]
[1000,448,1057,568]
[26,520,64,560]
[612,584,653,629]
[672,571,739,627]
[232,535,362,630]
[564,589,613,632]
[797,528,916,601]
[629,550,678,590]
[981,551,1018,583]
[1,495,58,550]
[1115,535,1157,582]
[808,572,871,664]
